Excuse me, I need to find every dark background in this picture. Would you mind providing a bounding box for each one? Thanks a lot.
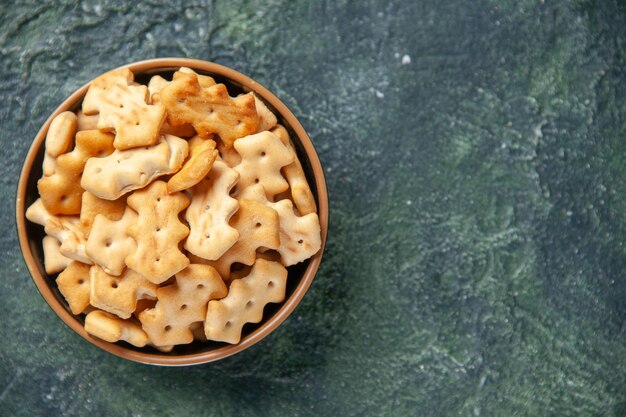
[1,1,625,416]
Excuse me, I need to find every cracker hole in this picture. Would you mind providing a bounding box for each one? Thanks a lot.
[164,325,171,331]
[254,178,259,184]
[177,98,185,104]
[95,167,102,173]
[119,104,124,108]
[157,198,161,202]
[156,227,161,232]
[60,195,67,201]
[77,279,84,285]
[298,239,304,245]
[225,321,232,328]
[155,258,160,262]
[267,281,275,288]
[111,282,118,289]
[204,204,210,211]
[105,239,112,247]
[245,300,253,309]
[135,121,140,126]
[197,284,204,289]
[260,151,266,157]
[255,222,262,228]
[180,304,187,310]
[205,234,210,239]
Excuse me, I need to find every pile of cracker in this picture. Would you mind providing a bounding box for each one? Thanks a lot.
[26,67,321,350]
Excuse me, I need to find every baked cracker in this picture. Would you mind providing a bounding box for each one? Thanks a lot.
[126,181,190,284]
[205,259,287,344]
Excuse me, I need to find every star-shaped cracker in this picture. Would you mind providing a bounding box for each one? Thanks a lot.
[85,206,137,276]
[160,71,259,148]
[185,158,240,261]
[271,124,318,215]
[206,199,280,279]
[56,261,91,315]
[90,265,158,319]
[239,184,321,266]
[126,181,190,284]
[139,264,227,347]
[81,134,188,200]
[38,129,115,215]
[205,259,287,344]
[82,68,166,150]
[232,131,294,200]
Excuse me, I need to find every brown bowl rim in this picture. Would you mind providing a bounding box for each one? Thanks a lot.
[15,58,328,366]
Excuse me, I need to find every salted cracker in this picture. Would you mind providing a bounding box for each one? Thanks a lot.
[42,111,77,176]
[184,158,240,261]
[43,235,71,274]
[90,265,158,319]
[85,206,137,276]
[253,95,277,132]
[82,68,166,150]
[38,129,115,215]
[56,261,91,315]
[206,199,280,279]
[166,136,218,194]
[160,72,258,148]
[271,124,317,215]
[239,184,321,266]
[84,310,149,348]
[81,134,188,200]
[138,264,227,346]
[126,181,190,284]
[79,191,127,236]
[205,259,287,344]
[232,131,294,200]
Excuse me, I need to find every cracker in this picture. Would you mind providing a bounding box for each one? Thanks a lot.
[56,261,91,315]
[240,184,321,265]
[178,67,216,88]
[84,310,149,348]
[43,235,71,274]
[81,134,189,200]
[216,137,241,166]
[160,72,258,148]
[85,207,137,276]
[76,110,99,131]
[254,95,277,132]
[126,181,190,284]
[42,111,77,176]
[82,68,166,150]
[149,73,203,138]
[38,129,115,215]
[184,158,240,261]
[271,125,317,215]
[79,191,127,236]
[90,265,158,319]
[205,259,287,344]
[166,136,218,194]
[232,131,294,200]
[206,199,280,279]
[139,264,227,346]
[45,217,92,265]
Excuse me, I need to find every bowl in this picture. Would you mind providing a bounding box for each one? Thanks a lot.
[15,58,328,365]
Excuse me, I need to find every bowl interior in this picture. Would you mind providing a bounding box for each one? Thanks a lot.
[17,59,328,365]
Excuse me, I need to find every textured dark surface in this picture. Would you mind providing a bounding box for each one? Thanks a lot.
[1,0,625,416]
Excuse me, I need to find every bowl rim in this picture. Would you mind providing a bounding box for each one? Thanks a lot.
[15,58,328,366]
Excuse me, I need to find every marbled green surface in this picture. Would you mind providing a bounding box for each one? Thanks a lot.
[1,1,625,415]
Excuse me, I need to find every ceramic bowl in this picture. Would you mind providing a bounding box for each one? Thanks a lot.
[16,58,328,365]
